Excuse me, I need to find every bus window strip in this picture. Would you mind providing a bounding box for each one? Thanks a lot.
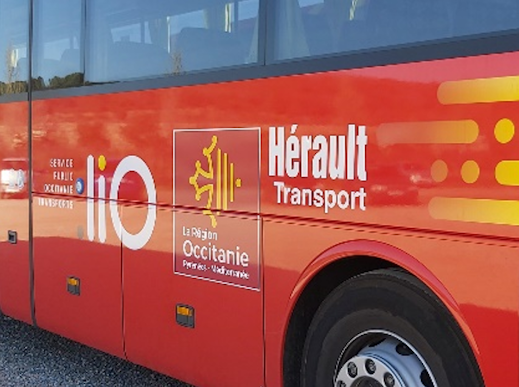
[3,28,519,103]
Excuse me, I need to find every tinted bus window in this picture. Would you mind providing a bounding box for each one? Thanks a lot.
[86,0,259,83]
[0,0,29,95]
[274,0,519,60]
[33,0,83,90]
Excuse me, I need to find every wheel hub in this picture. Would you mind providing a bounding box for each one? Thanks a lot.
[335,333,437,387]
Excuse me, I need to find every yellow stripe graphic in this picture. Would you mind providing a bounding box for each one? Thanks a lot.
[496,161,519,186]
[230,163,235,202]
[217,149,221,210]
[377,120,478,146]
[429,197,519,226]
[223,152,228,210]
[438,76,519,104]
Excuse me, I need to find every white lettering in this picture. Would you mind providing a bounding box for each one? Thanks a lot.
[329,135,346,180]
[272,181,366,212]
[269,126,285,176]
[312,135,328,179]
[87,155,157,250]
[268,124,368,181]
[286,125,300,178]
[357,125,368,181]
[49,158,74,168]
[182,239,249,267]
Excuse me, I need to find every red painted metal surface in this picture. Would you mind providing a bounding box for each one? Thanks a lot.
[0,51,518,386]
[0,102,31,324]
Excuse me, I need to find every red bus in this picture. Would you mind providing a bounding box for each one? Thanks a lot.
[1,0,518,386]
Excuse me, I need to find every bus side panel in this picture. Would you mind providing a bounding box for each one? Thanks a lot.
[259,52,519,240]
[122,207,264,387]
[0,102,31,323]
[263,220,519,387]
[31,97,127,357]
[30,90,265,387]
[256,52,519,387]
[31,207,125,357]
[114,93,264,386]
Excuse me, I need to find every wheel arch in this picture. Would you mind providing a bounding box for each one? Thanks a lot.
[282,239,481,387]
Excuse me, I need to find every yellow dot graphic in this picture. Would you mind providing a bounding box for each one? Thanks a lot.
[98,155,107,171]
[431,160,448,183]
[461,160,480,184]
[495,118,515,144]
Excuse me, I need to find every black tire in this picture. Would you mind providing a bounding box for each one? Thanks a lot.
[300,269,484,387]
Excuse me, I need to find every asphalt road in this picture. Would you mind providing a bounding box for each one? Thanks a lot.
[0,314,194,387]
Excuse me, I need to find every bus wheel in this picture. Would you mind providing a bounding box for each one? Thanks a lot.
[300,269,483,387]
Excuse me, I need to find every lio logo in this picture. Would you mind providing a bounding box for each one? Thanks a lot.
[83,155,157,250]
[189,135,241,228]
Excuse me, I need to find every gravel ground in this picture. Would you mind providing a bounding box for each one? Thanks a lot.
[0,314,194,387]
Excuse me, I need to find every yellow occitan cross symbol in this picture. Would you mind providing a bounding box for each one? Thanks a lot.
[189,135,242,228]
[189,135,218,227]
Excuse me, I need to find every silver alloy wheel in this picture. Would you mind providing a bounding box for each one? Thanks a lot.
[334,330,438,387]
